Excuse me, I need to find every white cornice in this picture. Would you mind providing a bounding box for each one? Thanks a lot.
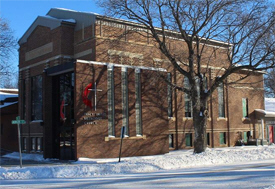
[77,60,167,72]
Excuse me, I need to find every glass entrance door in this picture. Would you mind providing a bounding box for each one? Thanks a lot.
[59,72,75,160]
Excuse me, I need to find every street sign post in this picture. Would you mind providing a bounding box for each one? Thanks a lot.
[118,126,125,162]
[11,116,26,168]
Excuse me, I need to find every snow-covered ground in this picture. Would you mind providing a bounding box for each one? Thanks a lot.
[1,145,275,180]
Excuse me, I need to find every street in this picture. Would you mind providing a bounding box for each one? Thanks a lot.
[1,162,274,188]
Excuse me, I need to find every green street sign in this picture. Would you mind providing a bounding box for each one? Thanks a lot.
[11,116,25,168]
[11,116,26,125]
[12,120,26,124]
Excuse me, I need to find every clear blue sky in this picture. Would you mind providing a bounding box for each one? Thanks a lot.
[0,0,103,69]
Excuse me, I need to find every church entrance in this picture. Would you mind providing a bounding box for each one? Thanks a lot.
[53,72,75,160]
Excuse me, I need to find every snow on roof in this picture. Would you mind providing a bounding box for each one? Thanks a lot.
[0,88,18,92]
[51,7,99,16]
[0,90,18,109]
[46,8,96,31]
[62,19,76,23]
[254,109,275,118]
[0,91,18,101]
[265,98,275,112]
[0,101,18,109]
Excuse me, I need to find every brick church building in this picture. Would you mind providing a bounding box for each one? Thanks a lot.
[18,8,266,160]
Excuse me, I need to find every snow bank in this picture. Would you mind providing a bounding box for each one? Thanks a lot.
[1,146,275,180]
[3,152,48,162]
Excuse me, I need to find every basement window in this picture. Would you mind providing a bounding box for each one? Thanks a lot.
[185,133,192,147]
[169,134,174,148]
[31,137,36,151]
[219,132,226,145]
[22,137,27,151]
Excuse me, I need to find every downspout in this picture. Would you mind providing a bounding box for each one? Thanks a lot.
[209,69,214,148]
[174,68,179,150]
[226,79,230,147]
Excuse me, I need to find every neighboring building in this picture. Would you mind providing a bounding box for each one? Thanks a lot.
[254,98,275,144]
[265,98,275,144]
[0,89,19,151]
[18,8,265,160]
[265,98,275,112]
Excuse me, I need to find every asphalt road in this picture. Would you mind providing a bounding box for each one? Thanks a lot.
[1,162,274,189]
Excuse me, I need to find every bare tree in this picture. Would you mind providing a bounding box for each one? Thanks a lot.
[265,68,275,97]
[98,0,275,153]
[0,17,18,87]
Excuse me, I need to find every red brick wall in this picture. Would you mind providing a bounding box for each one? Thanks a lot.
[1,104,19,152]
[74,62,168,158]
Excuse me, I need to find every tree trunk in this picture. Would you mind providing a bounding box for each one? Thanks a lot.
[192,89,208,153]
[193,110,207,153]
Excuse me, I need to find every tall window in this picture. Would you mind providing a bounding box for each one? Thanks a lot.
[135,68,142,136]
[184,77,192,117]
[31,75,43,120]
[242,98,249,118]
[218,83,225,118]
[107,66,115,137]
[219,132,226,144]
[22,79,26,119]
[185,133,192,147]
[121,67,129,136]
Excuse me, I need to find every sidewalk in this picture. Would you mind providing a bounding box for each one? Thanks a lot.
[0,149,73,167]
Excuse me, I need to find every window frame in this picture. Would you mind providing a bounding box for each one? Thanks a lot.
[31,75,43,121]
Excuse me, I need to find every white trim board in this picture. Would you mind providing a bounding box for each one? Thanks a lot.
[77,60,167,72]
